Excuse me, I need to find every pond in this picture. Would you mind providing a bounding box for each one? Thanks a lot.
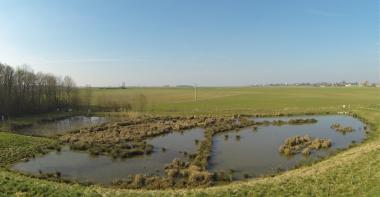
[12,128,204,184]
[208,115,366,179]
[12,115,366,185]
[13,116,108,136]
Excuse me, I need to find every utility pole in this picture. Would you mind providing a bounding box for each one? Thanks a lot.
[194,84,197,102]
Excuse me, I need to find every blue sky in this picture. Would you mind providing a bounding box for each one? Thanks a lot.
[0,0,378,86]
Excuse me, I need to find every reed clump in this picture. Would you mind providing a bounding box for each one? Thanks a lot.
[254,118,318,127]
[331,123,355,134]
[288,118,318,125]
[279,135,332,156]
[70,141,154,159]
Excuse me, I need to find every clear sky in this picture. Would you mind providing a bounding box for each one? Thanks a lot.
[0,0,378,87]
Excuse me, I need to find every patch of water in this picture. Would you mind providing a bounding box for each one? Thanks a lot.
[208,115,366,179]
[12,128,204,184]
[14,116,107,136]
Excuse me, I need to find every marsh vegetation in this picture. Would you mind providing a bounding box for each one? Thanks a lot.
[278,135,332,156]
[331,123,355,134]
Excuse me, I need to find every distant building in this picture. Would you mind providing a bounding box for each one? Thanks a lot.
[359,81,370,87]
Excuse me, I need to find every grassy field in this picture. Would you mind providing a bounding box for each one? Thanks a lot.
[89,87,380,115]
[1,87,380,196]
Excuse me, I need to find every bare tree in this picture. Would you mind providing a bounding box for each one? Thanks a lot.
[0,63,78,117]
[63,76,76,107]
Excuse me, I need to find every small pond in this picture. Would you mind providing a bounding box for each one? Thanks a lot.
[208,115,366,179]
[13,128,204,184]
[14,116,108,136]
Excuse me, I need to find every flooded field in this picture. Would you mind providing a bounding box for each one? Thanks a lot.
[14,116,108,136]
[208,115,366,179]
[13,128,204,184]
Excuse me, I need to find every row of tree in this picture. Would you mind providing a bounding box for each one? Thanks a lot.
[0,63,79,117]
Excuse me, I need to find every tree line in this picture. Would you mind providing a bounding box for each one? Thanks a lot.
[0,63,79,117]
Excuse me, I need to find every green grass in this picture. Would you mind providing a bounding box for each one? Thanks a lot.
[0,133,58,166]
[87,87,380,115]
[1,87,380,196]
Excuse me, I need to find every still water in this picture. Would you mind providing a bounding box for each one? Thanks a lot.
[208,115,366,179]
[13,128,204,184]
[14,116,107,136]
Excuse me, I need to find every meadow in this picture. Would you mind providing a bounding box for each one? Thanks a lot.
[0,86,379,196]
[89,86,380,115]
